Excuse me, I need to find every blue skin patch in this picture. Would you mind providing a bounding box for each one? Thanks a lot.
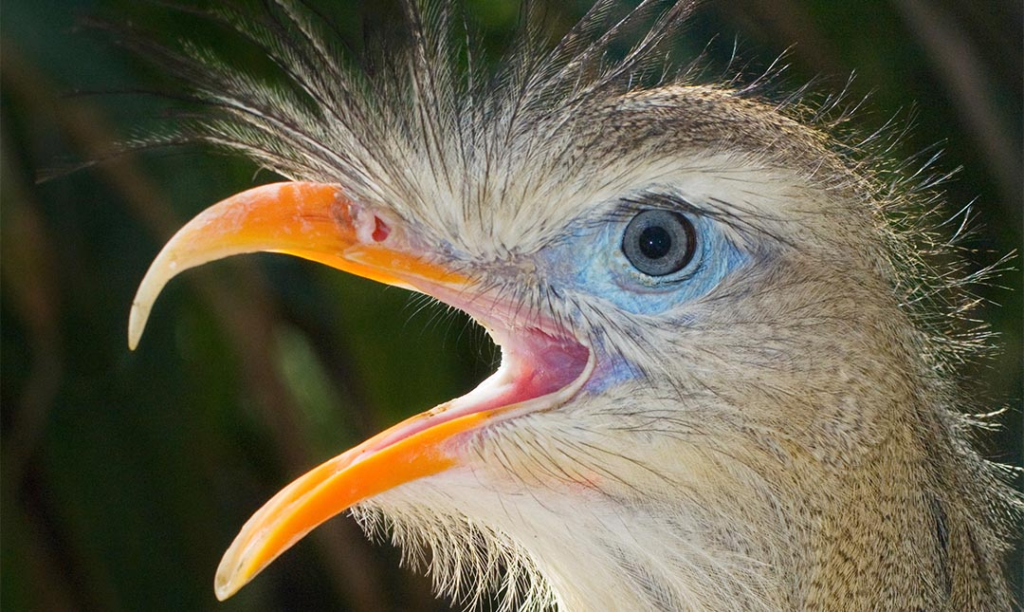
[537,204,747,394]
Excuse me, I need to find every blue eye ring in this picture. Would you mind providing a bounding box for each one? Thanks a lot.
[621,210,696,276]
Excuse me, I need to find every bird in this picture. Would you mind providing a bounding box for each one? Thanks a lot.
[124,0,1020,609]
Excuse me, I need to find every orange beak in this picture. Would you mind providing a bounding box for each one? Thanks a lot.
[128,182,592,601]
[128,182,463,350]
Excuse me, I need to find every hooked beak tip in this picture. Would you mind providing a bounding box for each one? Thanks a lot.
[128,302,147,350]
[125,181,467,352]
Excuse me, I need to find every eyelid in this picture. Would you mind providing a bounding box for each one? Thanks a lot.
[624,260,704,291]
[605,192,704,225]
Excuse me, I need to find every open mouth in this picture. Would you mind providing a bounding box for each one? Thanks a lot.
[212,317,592,600]
[355,323,593,461]
[126,181,593,600]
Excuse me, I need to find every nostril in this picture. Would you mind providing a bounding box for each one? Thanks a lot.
[348,204,392,244]
[372,216,390,242]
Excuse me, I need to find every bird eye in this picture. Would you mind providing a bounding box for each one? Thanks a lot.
[621,210,697,277]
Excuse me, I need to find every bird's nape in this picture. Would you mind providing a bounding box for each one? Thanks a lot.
[123,0,1020,610]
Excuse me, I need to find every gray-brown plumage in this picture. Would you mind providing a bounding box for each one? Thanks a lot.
[126,0,1020,609]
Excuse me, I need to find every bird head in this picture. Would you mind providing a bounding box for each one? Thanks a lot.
[126,1,1017,609]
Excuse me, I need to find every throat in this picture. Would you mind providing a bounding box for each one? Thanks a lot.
[516,495,784,612]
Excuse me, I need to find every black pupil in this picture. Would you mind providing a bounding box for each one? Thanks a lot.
[621,208,696,277]
[638,225,672,260]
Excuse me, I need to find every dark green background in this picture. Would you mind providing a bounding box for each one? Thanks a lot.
[3,1,1021,610]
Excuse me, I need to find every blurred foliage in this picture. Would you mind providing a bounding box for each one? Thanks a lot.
[2,0,1020,610]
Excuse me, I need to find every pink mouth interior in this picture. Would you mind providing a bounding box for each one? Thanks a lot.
[349,324,590,465]
[499,327,591,403]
